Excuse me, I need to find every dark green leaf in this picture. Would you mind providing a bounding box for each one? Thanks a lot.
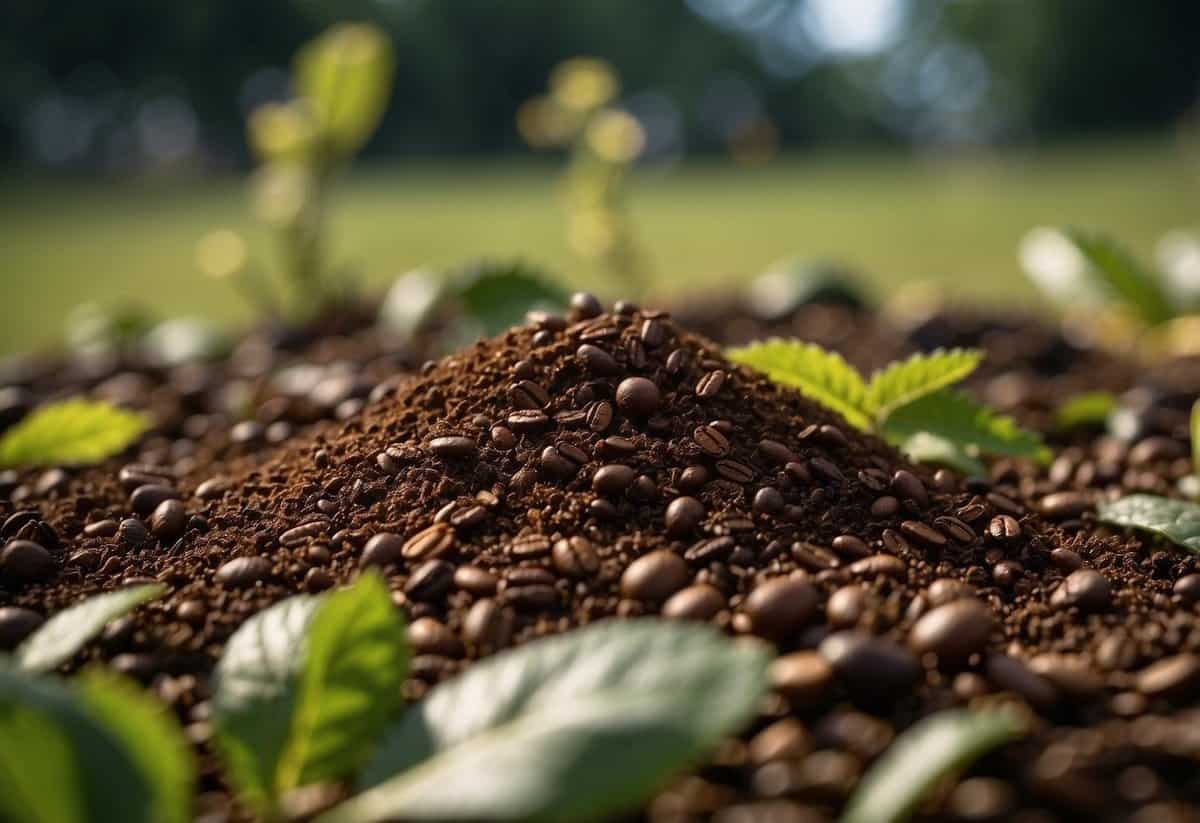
[1065,229,1175,326]
[322,620,769,823]
[1053,391,1117,430]
[0,698,83,823]
[882,390,1048,463]
[0,399,150,468]
[864,349,983,422]
[452,261,568,337]
[1097,494,1200,553]
[17,584,165,673]
[842,708,1026,823]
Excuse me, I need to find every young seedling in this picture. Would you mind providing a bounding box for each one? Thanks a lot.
[0,399,149,468]
[727,340,1047,476]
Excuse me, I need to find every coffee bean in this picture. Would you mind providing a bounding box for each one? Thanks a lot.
[506,584,560,611]
[615,377,660,417]
[621,550,690,602]
[118,518,149,547]
[770,652,834,705]
[429,436,477,459]
[992,560,1023,588]
[1128,436,1187,466]
[576,344,618,375]
[552,536,600,578]
[1039,491,1091,519]
[1174,573,1200,603]
[899,520,946,548]
[592,464,635,497]
[819,632,920,705]
[454,565,498,595]
[987,515,1021,541]
[586,401,614,432]
[956,501,988,523]
[506,410,549,435]
[792,542,840,571]
[216,556,271,587]
[891,470,928,507]
[402,524,456,560]
[83,519,119,538]
[871,496,899,517]
[744,577,818,642]
[463,598,514,653]
[509,533,552,558]
[985,653,1057,708]
[678,465,709,492]
[831,535,870,559]
[753,487,785,516]
[826,585,868,628]
[1051,569,1111,612]
[817,424,848,449]
[1136,654,1200,700]
[927,578,974,605]
[696,370,726,398]
[639,318,667,347]
[569,291,602,319]
[1029,654,1105,697]
[579,321,618,342]
[932,516,974,544]
[150,499,187,542]
[490,425,518,449]
[130,483,179,517]
[809,457,844,483]
[625,338,648,369]
[1,540,53,581]
[510,380,550,410]
[661,584,725,621]
[597,436,637,460]
[1050,547,1083,571]
[279,521,326,547]
[848,554,906,578]
[539,446,578,479]
[362,533,405,567]
[118,464,172,491]
[909,599,994,664]
[685,536,733,563]
[756,439,797,466]
[880,529,911,554]
[408,617,463,658]
[405,559,454,602]
[195,477,230,500]
[716,460,755,484]
[0,606,43,650]
[693,424,730,457]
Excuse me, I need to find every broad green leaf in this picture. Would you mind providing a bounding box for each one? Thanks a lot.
[452,260,569,337]
[727,339,872,431]
[295,23,395,157]
[1065,229,1175,327]
[211,594,321,814]
[1191,400,1199,478]
[247,101,319,163]
[0,664,157,823]
[864,349,983,422]
[882,390,1048,463]
[78,670,194,823]
[17,584,165,673]
[1097,494,1200,553]
[323,620,769,823]
[842,708,1026,823]
[0,399,150,468]
[899,432,986,478]
[0,699,84,823]
[1054,391,1117,430]
[279,573,409,788]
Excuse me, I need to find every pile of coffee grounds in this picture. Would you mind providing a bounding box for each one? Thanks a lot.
[2,297,1200,822]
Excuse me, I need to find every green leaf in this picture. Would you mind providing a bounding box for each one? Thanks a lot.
[211,594,321,814]
[864,349,983,423]
[279,573,409,788]
[1097,494,1200,553]
[1065,229,1175,326]
[882,390,1048,463]
[841,708,1026,823]
[899,432,987,478]
[452,260,569,337]
[727,339,872,431]
[323,620,769,823]
[0,664,158,822]
[17,584,165,673]
[0,399,150,468]
[1054,391,1117,431]
[295,23,395,157]
[78,670,194,823]
[1191,400,1199,478]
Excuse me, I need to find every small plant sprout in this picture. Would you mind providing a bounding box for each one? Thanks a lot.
[0,399,150,468]
[202,23,396,321]
[518,58,647,291]
[727,340,1047,476]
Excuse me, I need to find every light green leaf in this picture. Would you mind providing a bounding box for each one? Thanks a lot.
[882,390,1048,463]
[323,620,769,823]
[842,708,1026,823]
[0,664,158,822]
[78,670,194,823]
[0,399,150,468]
[1054,391,1117,431]
[1097,494,1200,553]
[1065,229,1175,326]
[295,23,395,157]
[211,594,321,814]
[17,584,166,673]
[864,348,983,422]
[727,339,872,431]
[280,573,409,788]
[452,260,569,337]
[0,698,84,823]
[899,432,986,478]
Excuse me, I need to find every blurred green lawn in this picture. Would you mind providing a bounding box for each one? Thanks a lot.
[0,137,1196,355]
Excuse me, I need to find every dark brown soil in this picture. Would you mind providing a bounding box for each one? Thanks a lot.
[2,296,1200,823]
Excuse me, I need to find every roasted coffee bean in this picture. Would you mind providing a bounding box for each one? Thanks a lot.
[509,533,552,558]
[955,501,989,523]
[817,424,848,449]
[402,524,456,560]
[927,578,974,606]
[749,718,812,763]
[362,533,405,567]
[831,535,870,559]
[150,499,187,542]
[586,400,614,432]
[625,338,648,369]
[621,550,690,602]
[716,460,755,484]
[792,542,840,571]
[405,560,454,602]
[661,496,703,539]
[809,457,844,483]
[891,470,928,508]
[454,565,498,595]
[744,577,818,641]
[216,556,271,587]
[770,652,834,705]
[756,439,797,466]
[130,483,180,517]
[83,519,119,538]
[463,598,514,653]
[118,464,172,491]
[992,560,1023,588]
[1128,436,1187,466]
[506,410,549,434]
[556,442,589,466]
[899,520,946,548]
[639,317,667,347]
[615,377,660,416]
[568,291,602,319]
[429,436,476,459]
[118,518,149,547]
[685,536,734,563]
[1029,654,1105,697]
[448,505,487,530]
[1039,491,1091,519]
[696,370,726,398]
[1136,654,1200,700]
[510,380,550,410]
[279,521,326,547]
[589,499,618,519]
[664,347,690,374]
[490,425,518,449]
[0,606,43,650]
[576,343,618,375]
[909,599,994,664]
[592,464,635,497]
[985,653,1057,707]
[194,477,230,500]
[1051,569,1111,612]
[678,465,709,491]
[597,436,637,459]
[662,584,725,621]
[934,516,975,544]
[1,540,53,581]
[304,568,334,592]
[1050,547,1083,571]
[693,424,730,457]
[539,446,578,479]
[819,632,920,705]
[753,487,785,516]
[871,496,900,517]
[849,554,906,578]
[376,450,402,474]
[505,584,560,611]
[554,409,587,428]
[987,515,1022,541]
[880,529,911,555]
[1174,574,1200,603]
[552,536,600,578]
[827,586,868,628]
[408,617,463,658]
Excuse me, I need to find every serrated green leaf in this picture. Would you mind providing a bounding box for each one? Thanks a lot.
[211,594,321,815]
[1097,494,1200,553]
[882,390,1048,463]
[452,261,569,337]
[899,432,987,478]
[864,349,983,422]
[280,573,409,788]
[78,670,194,823]
[1054,391,1117,431]
[295,23,395,157]
[1065,229,1176,326]
[0,697,84,823]
[842,708,1026,823]
[0,664,158,823]
[0,399,150,468]
[324,620,769,823]
[17,584,165,673]
[727,339,872,431]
